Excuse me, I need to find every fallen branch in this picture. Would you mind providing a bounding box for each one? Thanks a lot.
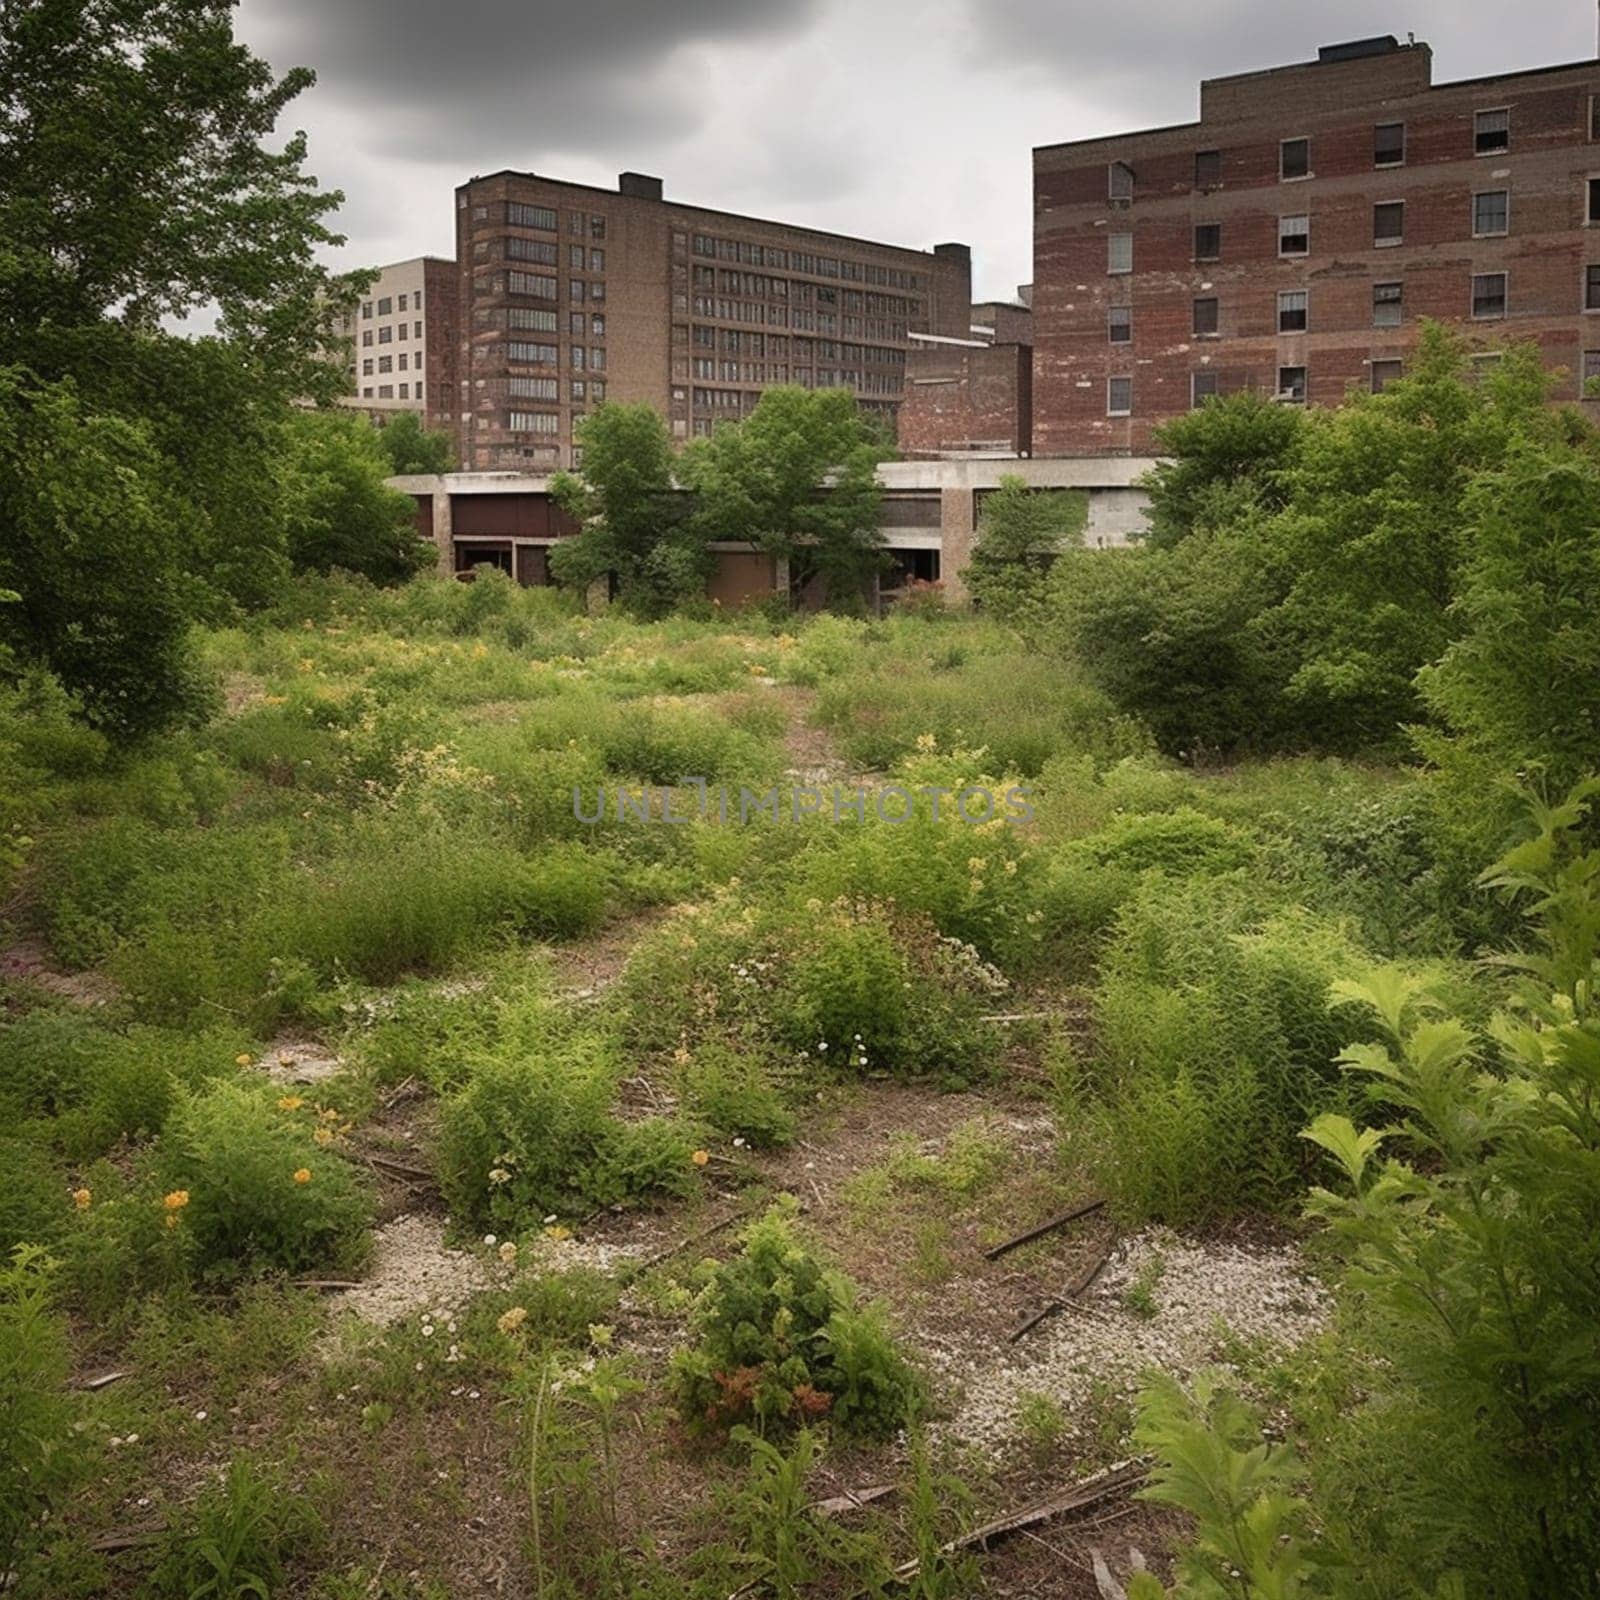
[363,1154,436,1184]
[890,1461,1148,1580]
[74,1370,131,1391]
[635,1206,752,1273]
[983,1197,1105,1262]
[291,1277,363,1292]
[810,1483,896,1517]
[90,1521,167,1554]
[1008,1241,1115,1343]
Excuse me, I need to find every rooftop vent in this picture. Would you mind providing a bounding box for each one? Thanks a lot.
[618,172,663,200]
[1318,36,1400,63]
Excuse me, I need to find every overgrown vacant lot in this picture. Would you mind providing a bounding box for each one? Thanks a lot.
[0,574,1590,1598]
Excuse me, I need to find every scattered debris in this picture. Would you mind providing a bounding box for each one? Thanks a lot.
[810,1484,896,1517]
[984,1198,1106,1262]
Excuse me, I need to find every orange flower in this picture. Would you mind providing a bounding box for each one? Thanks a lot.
[72,1187,92,1211]
[293,1168,312,1185]
[277,1095,304,1112]
[691,1149,710,1167]
[163,1190,189,1211]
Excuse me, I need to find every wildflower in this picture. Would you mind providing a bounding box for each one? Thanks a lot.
[163,1190,190,1212]
[967,857,988,874]
[672,1045,691,1066]
[487,1167,511,1186]
[483,1234,497,1247]
[544,1223,572,1241]
[313,1127,334,1147]
[72,1187,92,1211]
[1003,859,1018,875]
[235,1053,254,1067]
[497,1306,528,1336]
[691,1149,710,1167]
[293,1168,312,1185]
[588,1323,614,1348]
[499,1241,518,1265]
[914,732,937,753]
[277,1095,304,1112]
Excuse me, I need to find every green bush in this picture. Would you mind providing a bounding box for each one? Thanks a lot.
[159,1081,372,1280]
[0,1247,79,1579]
[677,1044,796,1150]
[670,1202,917,1439]
[1064,806,1258,877]
[438,1039,698,1227]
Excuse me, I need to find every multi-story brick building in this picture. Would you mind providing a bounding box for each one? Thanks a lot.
[455,170,973,470]
[899,294,1034,457]
[1033,36,1600,455]
[337,257,458,438]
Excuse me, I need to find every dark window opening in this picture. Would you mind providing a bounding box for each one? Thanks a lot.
[1281,138,1310,180]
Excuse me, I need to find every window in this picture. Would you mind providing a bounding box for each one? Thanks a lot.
[592,382,606,401]
[1280,137,1310,180]
[1474,190,1509,236]
[572,380,586,402]
[361,329,372,347]
[378,354,392,373]
[1194,223,1221,260]
[507,237,557,264]
[397,352,407,370]
[1371,359,1404,393]
[1278,290,1307,333]
[1108,233,1132,274]
[413,321,422,339]
[1475,108,1510,154]
[1108,304,1131,343]
[1589,178,1600,225]
[591,347,605,371]
[378,325,392,344]
[569,244,585,269]
[571,346,586,370]
[1583,350,1600,391]
[1374,201,1404,245]
[507,341,558,363]
[509,376,558,399]
[1586,264,1600,311]
[1192,296,1218,336]
[1373,281,1403,327]
[508,202,558,230]
[360,302,372,319]
[508,271,557,298]
[508,411,560,434]
[1194,148,1221,188]
[590,279,605,302]
[1278,365,1307,402]
[1106,376,1132,415]
[592,314,605,336]
[1374,122,1405,167]
[590,249,605,272]
[1279,214,1309,255]
[397,294,408,312]
[377,297,392,316]
[398,383,409,399]
[569,212,585,235]
[414,289,422,309]
[377,385,393,399]
[570,311,586,335]
[509,307,557,331]
[1191,370,1218,407]
[570,279,586,303]
[1472,271,1507,319]
[361,358,372,376]
[590,216,606,240]
[1108,160,1134,200]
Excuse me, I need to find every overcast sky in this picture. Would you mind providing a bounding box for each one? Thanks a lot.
[236,0,1599,305]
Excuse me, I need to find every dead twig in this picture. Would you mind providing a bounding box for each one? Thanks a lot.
[363,1154,437,1185]
[74,1370,131,1391]
[291,1277,363,1291]
[635,1206,752,1273]
[1008,1240,1115,1343]
[810,1484,896,1517]
[90,1521,167,1554]
[983,1197,1105,1262]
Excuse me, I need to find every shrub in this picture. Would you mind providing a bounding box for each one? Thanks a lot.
[676,1044,796,1150]
[670,1202,917,1439]
[438,1040,698,1228]
[159,1081,372,1280]
[1065,806,1258,877]
[0,1247,78,1580]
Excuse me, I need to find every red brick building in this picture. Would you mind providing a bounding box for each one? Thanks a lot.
[456,170,972,471]
[898,297,1033,457]
[1033,37,1600,455]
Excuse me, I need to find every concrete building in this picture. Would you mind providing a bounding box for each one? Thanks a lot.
[898,295,1034,457]
[389,455,1152,608]
[1033,36,1600,454]
[337,257,458,438]
[455,170,973,470]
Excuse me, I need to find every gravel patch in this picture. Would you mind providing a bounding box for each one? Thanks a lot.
[327,1214,490,1331]
[937,1227,1330,1456]
[262,1034,344,1086]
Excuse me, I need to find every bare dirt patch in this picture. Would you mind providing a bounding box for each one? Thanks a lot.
[0,940,120,1006]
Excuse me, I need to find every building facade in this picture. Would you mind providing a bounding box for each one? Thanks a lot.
[898,296,1034,457]
[455,170,973,470]
[1033,37,1600,455]
[337,257,458,438]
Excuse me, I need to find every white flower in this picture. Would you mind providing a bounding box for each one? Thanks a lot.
[488,1168,511,1186]
[483,1234,497,1246]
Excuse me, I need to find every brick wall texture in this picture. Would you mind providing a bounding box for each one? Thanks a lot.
[1033,42,1600,455]
[897,342,1033,455]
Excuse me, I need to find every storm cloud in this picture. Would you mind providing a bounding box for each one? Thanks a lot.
[236,0,1599,305]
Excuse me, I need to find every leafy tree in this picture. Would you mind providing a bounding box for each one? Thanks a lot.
[1141,388,1305,551]
[964,474,1086,621]
[376,411,454,475]
[280,411,434,583]
[549,403,702,614]
[1418,446,1600,788]
[679,387,890,608]
[0,368,213,738]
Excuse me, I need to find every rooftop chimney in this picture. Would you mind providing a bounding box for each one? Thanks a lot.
[618,172,663,200]
[1317,36,1400,63]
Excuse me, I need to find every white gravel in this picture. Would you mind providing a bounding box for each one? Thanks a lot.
[936,1227,1330,1455]
[326,1214,490,1330]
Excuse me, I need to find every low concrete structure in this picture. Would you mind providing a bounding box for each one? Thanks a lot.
[388,455,1156,607]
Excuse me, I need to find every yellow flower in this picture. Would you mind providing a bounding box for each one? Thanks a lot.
[498,1241,518,1265]
[72,1187,92,1211]
[293,1168,312,1185]
[497,1306,528,1335]
[914,732,937,753]
[235,1053,254,1067]
[691,1149,710,1167]
[967,857,988,874]
[313,1128,334,1147]
[163,1190,190,1212]
[165,1213,179,1230]
[543,1223,571,1241]
[277,1095,304,1112]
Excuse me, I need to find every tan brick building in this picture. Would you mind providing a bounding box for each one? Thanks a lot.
[455,170,972,470]
[337,257,458,438]
[1033,37,1600,455]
